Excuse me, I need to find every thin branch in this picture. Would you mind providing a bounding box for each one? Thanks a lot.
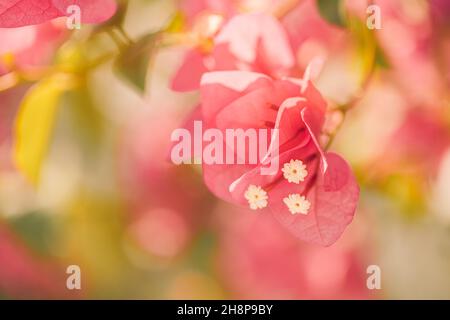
[116,25,134,45]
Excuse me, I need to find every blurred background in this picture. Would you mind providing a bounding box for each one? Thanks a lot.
[0,0,450,299]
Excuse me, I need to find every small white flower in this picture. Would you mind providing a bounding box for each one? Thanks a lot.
[281,159,308,184]
[283,194,310,215]
[244,185,268,210]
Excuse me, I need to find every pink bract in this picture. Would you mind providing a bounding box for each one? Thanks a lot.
[0,0,117,27]
[182,70,359,246]
[171,13,295,92]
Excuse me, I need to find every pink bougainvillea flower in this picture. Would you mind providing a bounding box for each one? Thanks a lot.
[0,0,117,27]
[171,13,295,91]
[0,21,67,75]
[214,13,295,74]
[52,0,117,23]
[179,70,359,246]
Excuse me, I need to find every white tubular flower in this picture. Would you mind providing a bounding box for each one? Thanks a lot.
[283,194,310,215]
[244,185,268,210]
[281,159,308,184]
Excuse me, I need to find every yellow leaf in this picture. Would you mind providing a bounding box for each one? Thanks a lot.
[13,74,74,185]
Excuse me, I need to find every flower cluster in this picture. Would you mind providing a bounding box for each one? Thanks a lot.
[171,10,359,246]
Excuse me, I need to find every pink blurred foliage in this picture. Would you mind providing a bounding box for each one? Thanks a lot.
[119,111,212,259]
[173,0,354,86]
[170,2,360,246]
[0,0,117,27]
[215,204,372,299]
[0,22,66,171]
[0,21,67,76]
[374,0,446,105]
[178,70,359,246]
[0,223,77,299]
[374,108,450,178]
[281,0,346,71]
[430,0,450,88]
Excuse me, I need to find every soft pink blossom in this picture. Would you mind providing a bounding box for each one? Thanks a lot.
[171,13,295,91]
[180,70,359,246]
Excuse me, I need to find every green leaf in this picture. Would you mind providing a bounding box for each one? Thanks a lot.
[347,15,391,76]
[374,44,390,69]
[13,75,74,185]
[115,33,159,94]
[317,0,346,28]
[8,211,58,256]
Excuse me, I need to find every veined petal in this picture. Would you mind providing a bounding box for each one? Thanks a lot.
[270,152,359,246]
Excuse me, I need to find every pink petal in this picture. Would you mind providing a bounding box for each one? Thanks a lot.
[0,26,36,54]
[214,80,301,130]
[52,0,117,24]
[282,0,344,55]
[270,152,359,246]
[203,154,255,204]
[0,0,61,27]
[215,13,294,74]
[200,71,271,124]
[15,21,66,69]
[171,48,209,92]
[224,101,326,200]
[180,0,236,25]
